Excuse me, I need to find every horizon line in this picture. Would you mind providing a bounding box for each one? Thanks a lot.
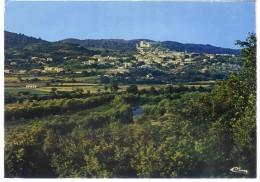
[4,29,241,50]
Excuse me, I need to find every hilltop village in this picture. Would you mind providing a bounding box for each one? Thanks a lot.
[5,40,242,89]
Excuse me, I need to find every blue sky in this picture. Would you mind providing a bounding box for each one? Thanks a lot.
[4,1,255,49]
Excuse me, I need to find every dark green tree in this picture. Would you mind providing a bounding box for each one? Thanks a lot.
[126,85,138,94]
[109,79,118,92]
[207,33,256,177]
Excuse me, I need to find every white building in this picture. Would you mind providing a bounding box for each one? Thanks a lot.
[26,84,38,88]
[140,41,151,48]
[43,66,64,73]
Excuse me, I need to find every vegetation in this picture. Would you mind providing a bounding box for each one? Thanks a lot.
[4,33,256,178]
[61,37,240,55]
[161,41,240,55]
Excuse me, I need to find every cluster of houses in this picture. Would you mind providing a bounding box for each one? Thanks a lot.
[42,66,64,73]
[200,62,242,74]
[5,40,240,83]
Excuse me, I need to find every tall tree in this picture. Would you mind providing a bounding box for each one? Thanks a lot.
[207,33,256,177]
[109,79,119,92]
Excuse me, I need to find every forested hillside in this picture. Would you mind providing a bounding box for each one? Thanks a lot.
[161,41,240,55]
[4,34,101,60]
[4,34,256,178]
[61,38,240,54]
[4,31,46,49]
[4,30,240,54]
[60,38,150,51]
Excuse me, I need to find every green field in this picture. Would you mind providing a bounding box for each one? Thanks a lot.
[5,76,53,82]
[5,83,211,96]
[5,88,49,95]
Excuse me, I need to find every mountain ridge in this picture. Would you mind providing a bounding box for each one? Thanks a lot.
[4,31,47,49]
[60,38,240,55]
[4,30,240,55]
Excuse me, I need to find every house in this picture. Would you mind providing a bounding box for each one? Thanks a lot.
[31,57,38,60]
[124,62,132,68]
[47,58,53,61]
[108,56,117,60]
[26,84,38,88]
[184,58,192,62]
[146,73,154,79]
[10,62,17,65]
[55,67,64,73]
[172,61,181,65]
[89,60,96,64]
[120,69,130,73]
[191,53,200,58]
[19,70,27,74]
[209,55,216,59]
[43,66,64,73]
[138,65,151,69]
[4,69,10,74]
[31,69,42,73]
[39,58,46,61]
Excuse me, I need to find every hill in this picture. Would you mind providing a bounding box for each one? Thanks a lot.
[4,31,46,49]
[4,31,101,59]
[5,31,240,55]
[61,38,240,55]
[60,38,152,52]
[161,41,240,55]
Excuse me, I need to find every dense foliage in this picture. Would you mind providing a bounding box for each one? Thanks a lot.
[4,34,256,178]
[61,37,240,55]
[4,31,46,49]
[161,41,240,55]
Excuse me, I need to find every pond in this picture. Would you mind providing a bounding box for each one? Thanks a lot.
[132,106,143,117]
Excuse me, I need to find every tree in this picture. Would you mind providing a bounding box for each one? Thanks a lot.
[109,79,118,92]
[165,85,174,94]
[104,85,108,92]
[51,88,57,92]
[126,85,138,94]
[75,88,84,95]
[232,33,256,177]
[149,87,157,95]
[50,88,58,97]
[207,33,256,177]
[17,75,22,82]
[100,76,110,84]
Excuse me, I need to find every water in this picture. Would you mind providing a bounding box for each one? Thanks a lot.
[133,106,143,117]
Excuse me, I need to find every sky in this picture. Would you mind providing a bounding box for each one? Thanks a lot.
[4,1,256,49]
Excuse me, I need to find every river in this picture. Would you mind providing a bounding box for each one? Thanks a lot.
[132,106,143,117]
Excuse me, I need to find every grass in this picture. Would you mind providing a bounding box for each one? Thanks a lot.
[5,76,53,82]
[5,82,211,96]
[4,77,19,82]
[78,102,113,114]
[55,83,98,86]
[196,80,216,84]
[21,76,53,81]
[37,85,104,93]
[5,88,49,95]
[119,84,210,90]
[59,76,100,83]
